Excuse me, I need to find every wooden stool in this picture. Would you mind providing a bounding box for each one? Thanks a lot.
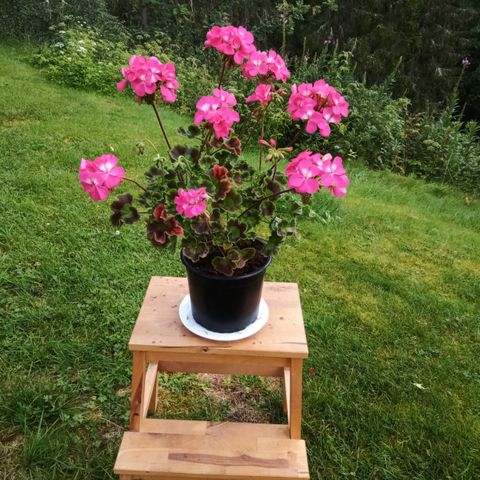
[114,276,309,479]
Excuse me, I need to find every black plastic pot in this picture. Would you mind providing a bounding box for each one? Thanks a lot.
[181,251,272,333]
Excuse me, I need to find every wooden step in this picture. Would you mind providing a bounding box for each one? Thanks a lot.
[114,420,309,479]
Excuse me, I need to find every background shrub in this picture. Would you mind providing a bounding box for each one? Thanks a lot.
[34,21,129,95]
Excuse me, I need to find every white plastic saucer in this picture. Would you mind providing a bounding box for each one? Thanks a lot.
[178,294,269,342]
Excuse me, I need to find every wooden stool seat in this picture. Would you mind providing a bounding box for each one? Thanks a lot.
[114,420,309,479]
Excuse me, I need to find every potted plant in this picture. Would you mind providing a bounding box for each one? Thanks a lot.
[79,25,350,334]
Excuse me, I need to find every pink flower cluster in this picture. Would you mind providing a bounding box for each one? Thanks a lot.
[288,80,349,137]
[205,26,255,65]
[194,88,240,139]
[174,187,208,218]
[285,151,350,197]
[79,154,125,201]
[242,49,290,82]
[117,55,179,102]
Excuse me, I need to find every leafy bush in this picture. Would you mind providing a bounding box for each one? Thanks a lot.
[405,111,480,192]
[34,21,129,95]
[0,0,123,41]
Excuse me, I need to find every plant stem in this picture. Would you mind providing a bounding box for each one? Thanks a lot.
[258,115,265,170]
[199,129,213,156]
[123,177,147,192]
[218,58,227,89]
[238,188,294,218]
[143,138,160,155]
[151,102,172,151]
[271,159,279,182]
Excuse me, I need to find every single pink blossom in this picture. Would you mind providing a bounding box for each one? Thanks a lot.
[320,156,349,197]
[311,153,332,170]
[174,187,208,218]
[194,95,221,125]
[242,49,290,81]
[264,49,291,82]
[79,171,110,201]
[285,150,313,175]
[288,89,316,121]
[242,50,269,78]
[305,111,331,137]
[286,158,322,194]
[209,107,240,139]
[320,173,350,197]
[322,156,346,176]
[246,84,273,104]
[212,88,237,106]
[205,25,255,65]
[93,154,125,189]
[194,89,239,139]
[158,61,180,103]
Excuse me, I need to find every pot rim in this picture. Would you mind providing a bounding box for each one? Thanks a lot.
[181,249,272,282]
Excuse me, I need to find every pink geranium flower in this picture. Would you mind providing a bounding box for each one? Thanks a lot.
[242,50,269,78]
[212,88,237,106]
[194,89,239,139]
[117,55,179,102]
[264,50,291,82]
[288,86,316,120]
[79,154,125,201]
[158,62,180,103]
[305,111,331,137]
[174,187,209,218]
[242,49,290,82]
[288,80,349,137]
[208,107,240,139]
[205,26,255,65]
[320,173,350,197]
[285,150,313,175]
[246,84,273,104]
[286,156,322,194]
[319,156,350,197]
[93,154,125,189]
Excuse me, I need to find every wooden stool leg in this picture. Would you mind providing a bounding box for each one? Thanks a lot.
[148,368,159,415]
[282,382,288,414]
[130,352,145,432]
[289,358,303,439]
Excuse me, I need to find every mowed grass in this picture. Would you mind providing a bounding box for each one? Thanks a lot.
[1,43,480,479]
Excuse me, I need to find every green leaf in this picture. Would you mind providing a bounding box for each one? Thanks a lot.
[182,239,210,262]
[212,256,235,276]
[170,145,200,162]
[226,247,256,269]
[221,189,242,212]
[191,215,209,234]
[170,145,187,160]
[263,231,283,256]
[178,125,201,138]
[110,194,139,227]
[260,200,275,217]
[216,179,231,200]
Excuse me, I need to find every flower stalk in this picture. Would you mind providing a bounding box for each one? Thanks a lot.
[151,102,172,151]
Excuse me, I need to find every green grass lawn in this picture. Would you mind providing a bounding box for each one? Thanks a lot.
[1,43,480,479]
